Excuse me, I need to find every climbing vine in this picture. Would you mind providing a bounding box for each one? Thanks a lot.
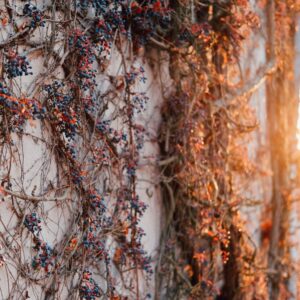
[152,1,262,299]
[0,1,170,299]
[0,0,297,299]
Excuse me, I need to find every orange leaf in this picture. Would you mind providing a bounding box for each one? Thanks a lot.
[153,1,161,12]
[2,18,8,26]
[0,186,7,196]
[184,264,193,278]
[193,252,207,263]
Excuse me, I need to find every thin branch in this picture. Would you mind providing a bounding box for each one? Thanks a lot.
[1,187,71,202]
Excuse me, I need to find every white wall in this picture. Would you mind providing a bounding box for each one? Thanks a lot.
[0,2,173,298]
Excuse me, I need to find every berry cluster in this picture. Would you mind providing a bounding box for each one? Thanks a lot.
[79,270,101,300]
[92,18,113,57]
[65,142,78,159]
[114,189,152,274]
[115,226,153,275]
[23,3,45,28]
[32,240,54,272]
[5,50,33,78]
[77,1,169,44]
[24,213,41,236]
[96,120,127,145]
[81,95,99,114]
[82,228,105,256]
[70,166,86,185]
[87,189,106,212]
[132,92,149,114]
[77,58,97,92]
[129,1,170,44]
[133,124,145,150]
[100,2,125,34]
[81,213,108,260]
[69,31,97,92]
[78,0,109,15]
[134,229,153,275]
[43,81,79,140]
[125,66,147,86]
[128,244,153,274]
[129,195,147,217]
[24,213,54,272]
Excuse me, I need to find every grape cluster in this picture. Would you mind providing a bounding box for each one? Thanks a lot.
[114,218,153,275]
[76,57,97,91]
[126,163,136,177]
[65,142,78,159]
[24,213,41,236]
[5,50,33,78]
[113,188,153,275]
[93,18,113,40]
[32,240,54,272]
[127,225,153,274]
[0,83,14,114]
[79,270,101,300]
[129,1,170,44]
[130,195,147,217]
[78,0,108,14]
[43,81,79,140]
[77,1,169,45]
[101,2,125,33]
[24,213,54,272]
[87,189,106,212]
[125,66,147,85]
[81,96,95,114]
[92,19,112,58]
[70,167,86,185]
[96,120,127,144]
[23,3,45,28]
[134,124,145,150]
[69,31,97,92]
[132,92,149,114]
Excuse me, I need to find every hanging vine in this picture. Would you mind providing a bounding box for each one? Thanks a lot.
[0,0,298,299]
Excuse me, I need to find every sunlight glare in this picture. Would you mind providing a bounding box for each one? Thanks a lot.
[297,95,300,150]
